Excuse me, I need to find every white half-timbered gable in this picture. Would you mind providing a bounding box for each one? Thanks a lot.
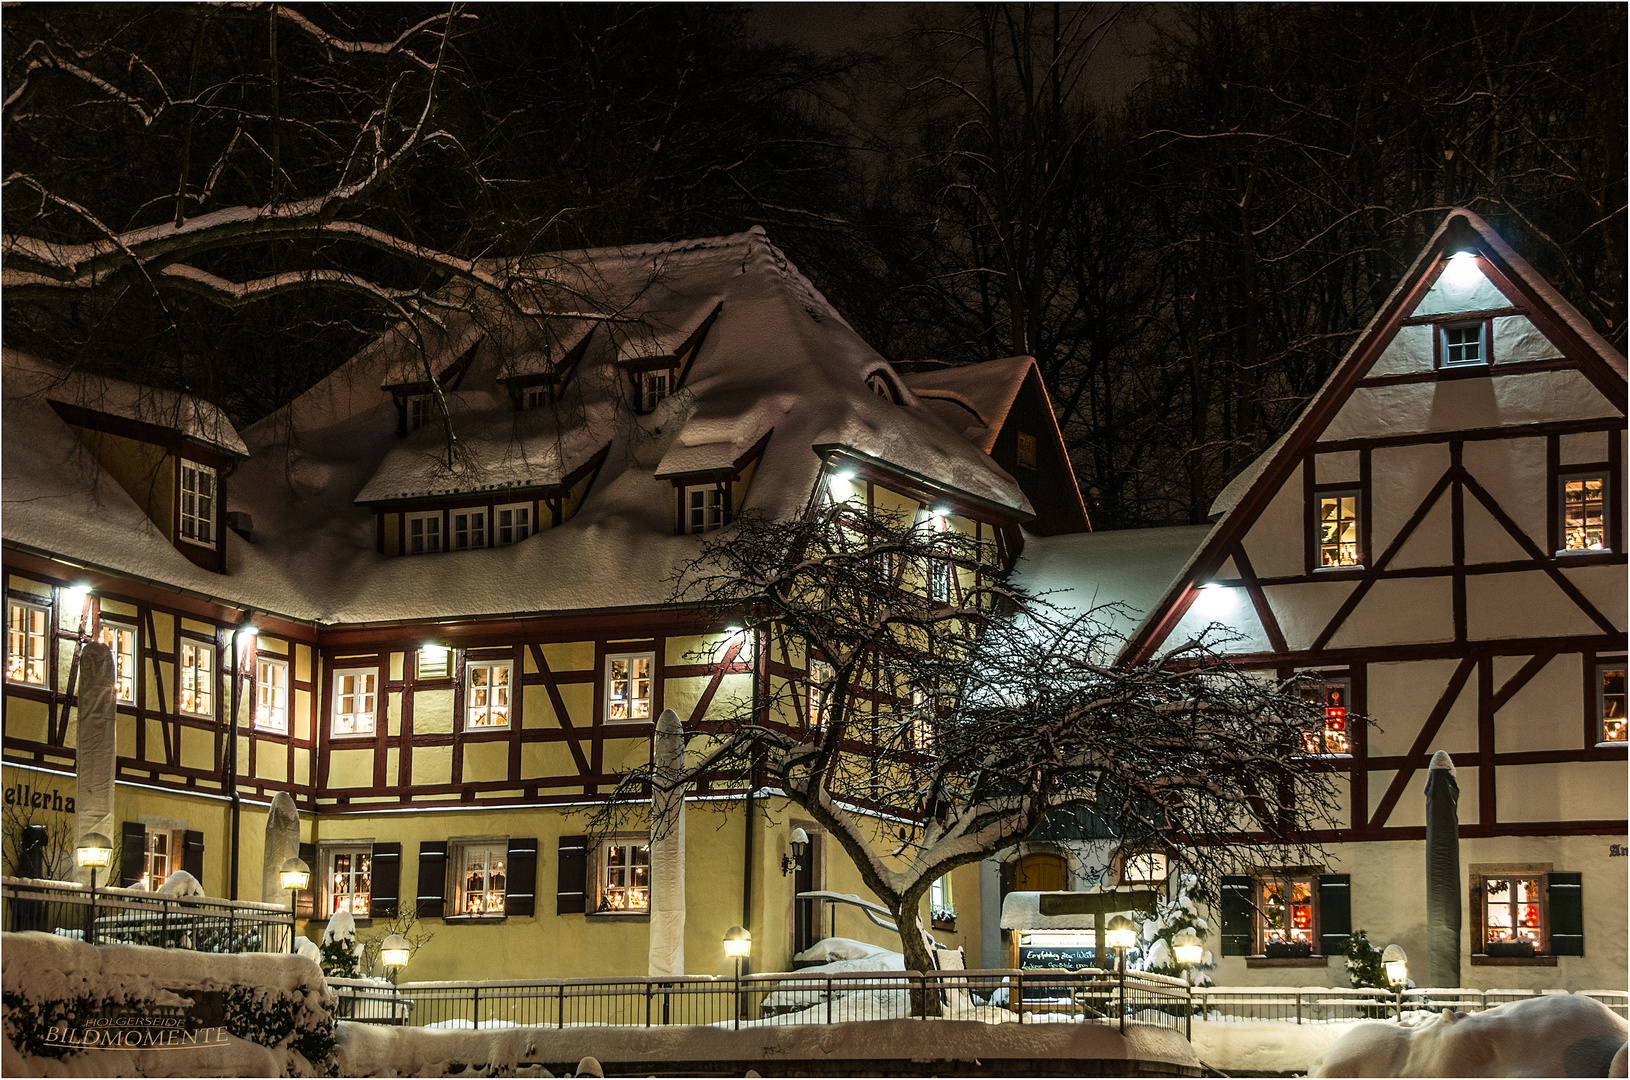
[1119,210,1626,988]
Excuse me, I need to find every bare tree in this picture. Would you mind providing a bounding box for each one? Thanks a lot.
[590,504,1342,998]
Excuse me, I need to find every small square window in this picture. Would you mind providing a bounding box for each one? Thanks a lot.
[179,460,217,546]
[1599,662,1626,744]
[456,841,507,915]
[606,652,654,723]
[1439,321,1489,367]
[1297,676,1351,755]
[808,657,835,727]
[406,512,442,555]
[466,660,511,728]
[1255,873,1318,954]
[1317,491,1362,568]
[98,621,137,704]
[451,509,487,551]
[596,839,649,913]
[495,503,533,546]
[179,639,214,717]
[332,667,378,736]
[256,656,289,732]
[324,845,373,917]
[1559,473,1609,554]
[641,371,671,412]
[1016,431,1037,470]
[7,599,49,686]
[685,485,725,534]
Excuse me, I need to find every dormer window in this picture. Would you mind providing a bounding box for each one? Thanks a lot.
[406,511,443,554]
[866,371,902,404]
[407,395,433,431]
[523,387,548,410]
[179,460,217,546]
[641,371,671,412]
[1437,320,1490,369]
[684,484,725,533]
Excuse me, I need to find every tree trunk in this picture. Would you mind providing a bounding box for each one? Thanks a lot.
[890,892,942,1018]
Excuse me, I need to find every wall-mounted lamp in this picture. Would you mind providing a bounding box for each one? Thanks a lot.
[781,827,809,876]
[63,584,93,625]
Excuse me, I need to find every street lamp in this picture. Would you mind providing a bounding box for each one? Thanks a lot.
[76,833,112,946]
[380,933,411,986]
[279,856,312,954]
[1382,943,1409,1020]
[1173,928,1205,968]
[1104,914,1137,1034]
[781,828,809,876]
[723,925,752,1029]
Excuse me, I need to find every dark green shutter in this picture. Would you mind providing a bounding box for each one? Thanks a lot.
[556,836,587,914]
[1548,873,1583,956]
[370,842,401,919]
[296,842,316,918]
[1319,874,1352,956]
[120,821,146,887]
[506,838,538,916]
[416,841,448,917]
[182,830,204,881]
[1221,875,1252,956]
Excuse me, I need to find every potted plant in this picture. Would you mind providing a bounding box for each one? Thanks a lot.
[1486,939,1537,958]
[931,908,956,932]
[1264,938,1312,959]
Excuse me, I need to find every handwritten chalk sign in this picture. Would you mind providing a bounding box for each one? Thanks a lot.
[1018,945,1096,970]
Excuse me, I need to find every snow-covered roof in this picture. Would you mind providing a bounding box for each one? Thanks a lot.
[1207,433,1288,519]
[4,230,1039,626]
[999,889,1151,930]
[902,356,1036,455]
[1014,524,1214,642]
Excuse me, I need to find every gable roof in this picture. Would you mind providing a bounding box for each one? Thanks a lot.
[1122,209,1628,664]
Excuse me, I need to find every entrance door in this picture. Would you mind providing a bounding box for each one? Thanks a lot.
[794,833,823,954]
[1013,851,1068,893]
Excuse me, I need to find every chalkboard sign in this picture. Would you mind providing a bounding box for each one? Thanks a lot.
[1018,945,1096,970]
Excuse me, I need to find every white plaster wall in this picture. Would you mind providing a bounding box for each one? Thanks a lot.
[1499,761,1627,822]
[1493,315,1562,364]
[1328,577,1454,649]
[1315,450,1361,483]
[1411,261,1510,318]
[1468,571,1605,640]
[1387,489,1454,569]
[1560,564,1628,631]
[1202,834,1628,991]
[1367,659,1465,757]
[1462,437,1547,555]
[1240,462,1305,578]
[1169,585,1271,655]
[1263,578,1356,651]
[1560,430,1612,465]
[1367,325,1435,377]
[1497,654,1587,754]
[1321,371,1618,443]
[1370,443,1450,561]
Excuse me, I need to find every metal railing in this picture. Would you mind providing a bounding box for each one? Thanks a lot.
[1192,985,1630,1023]
[2,876,295,955]
[330,968,1195,1033]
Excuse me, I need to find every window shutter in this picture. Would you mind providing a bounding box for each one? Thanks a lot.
[1318,874,1352,956]
[296,842,316,918]
[120,821,146,887]
[507,838,538,917]
[416,842,448,918]
[1548,873,1583,956]
[18,825,47,879]
[182,830,204,881]
[370,842,402,919]
[1221,875,1252,956]
[556,835,587,914]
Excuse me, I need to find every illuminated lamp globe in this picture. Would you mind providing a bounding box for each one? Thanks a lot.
[722,925,752,959]
[1104,914,1137,951]
[279,855,312,892]
[1382,943,1409,987]
[76,833,112,869]
[380,933,411,970]
[1173,928,1205,967]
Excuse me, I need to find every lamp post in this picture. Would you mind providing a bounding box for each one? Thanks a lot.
[76,833,112,946]
[1172,927,1204,1041]
[279,856,311,954]
[1382,943,1409,1020]
[1104,914,1137,1034]
[380,933,411,986]
[723,925,751,1029]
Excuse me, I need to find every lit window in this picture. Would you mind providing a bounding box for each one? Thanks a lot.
[1298,676,1352,755]
[6,600,48,685]
[97,621,137,704]
[406,512,442,555]
[325,846,372,916]
[138,827,183,891]
[606,653,654,722]
[1255,873,1318,953]
[451,509,487,551]
[495,503,532,546]
[597,840,649,913]
[407,395,433,431]
[685,485,725,534]
[1317,491,1362,567]
[808,657,835,727]
[1017,431,1037,469]
[179,640,214,717]
[457,842,507,915]
[1480,874,1544,954]
[333,668,377,736]
[929,875,953,918]
[179,460,216,546]
[1440,322,1487,367]
[911,689,935,751]
[256,657,289,732]
[1119,850,1170,885]
[1599,662,1626,744]
[1560,473,1608,553]
[466,661,511,728]
[641,371,671,412]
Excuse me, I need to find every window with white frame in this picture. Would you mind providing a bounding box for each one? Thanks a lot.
[807,657,835,727]
[332,667,378,736]
[406,511,442,554]
[596,839,649,913]
[178,460,217,546]
[138,826,184,891]
[256,656,289,732]
[6,599,48,686]
[1559,472,1609,553]
[97,621,137,704]
[1439,321,1488,367]
[684,484,725,533]
[179,639,214,717]
[456,841,507,915]
[1599,661,1626,744]
[495,503,533,546]
[466,660,511,728]
[641,371,671,412]
[451,508,487,550]
[1317,491,1362,568]
[1117,849,1170,886]
[606,653,654,722]
[324,845,372,917]
[1297,675,1352,755]
[929,875,953,919]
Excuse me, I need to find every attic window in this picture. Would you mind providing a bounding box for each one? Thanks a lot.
[407,395,434,431]
[641,371,671,412]
[684,484,726,534]
[866,372,901,404]
[1017,432,1037,470]
[179,461,217,546]
[1437,321,1490,369]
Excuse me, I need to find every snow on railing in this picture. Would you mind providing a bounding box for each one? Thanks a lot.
[2,875,295,954]
[1192,985,1629,1024]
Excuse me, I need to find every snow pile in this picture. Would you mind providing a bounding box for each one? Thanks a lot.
[155,871,204,898]
[335,1021,553,1077]
[758,940,904,1013]
[792,937,877,964]
[320,909,365,978]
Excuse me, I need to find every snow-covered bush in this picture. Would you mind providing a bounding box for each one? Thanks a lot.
[1342,928,1388,991]
[320,909,365,979]
[1129,875,1215,986]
